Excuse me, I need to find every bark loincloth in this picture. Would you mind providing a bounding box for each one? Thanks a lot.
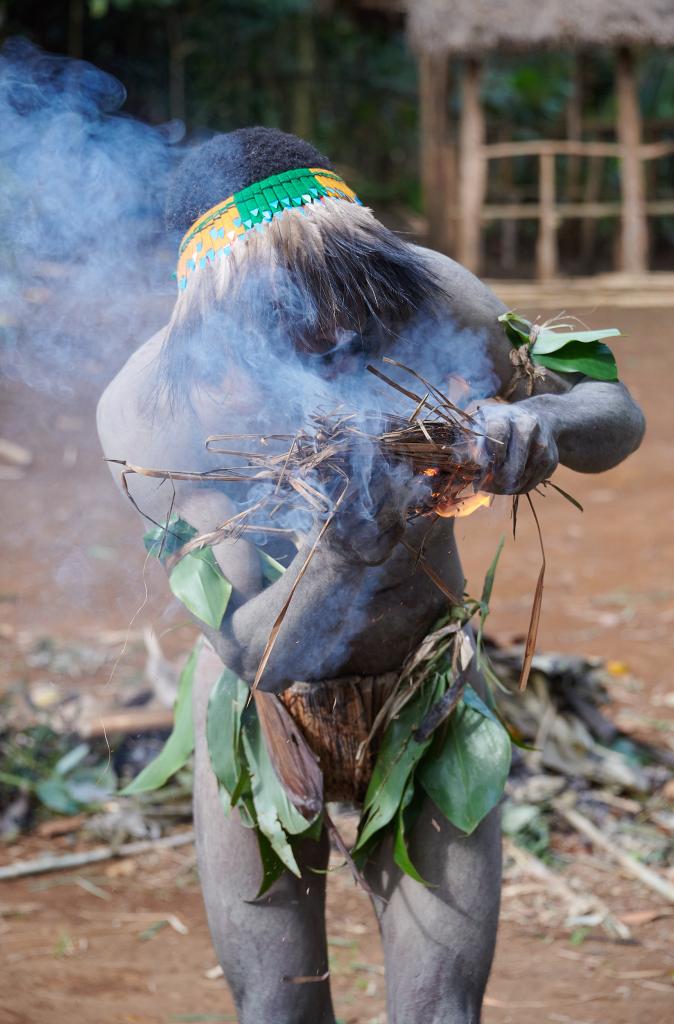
[280,672,398,804]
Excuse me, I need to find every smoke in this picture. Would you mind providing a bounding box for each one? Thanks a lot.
[0,38,178,393]
[0,40,501,674]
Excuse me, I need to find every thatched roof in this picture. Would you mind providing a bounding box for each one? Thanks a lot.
[407,0,674,56]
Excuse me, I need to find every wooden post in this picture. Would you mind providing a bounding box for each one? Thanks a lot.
[68,0,84,59]
[292,12,315,142]
[536,151,558,280]
[458,58,486,273]
[565,55,583,202]
[580,155,604,272]
[498,126,517,271]
[419,53,453,253]
[167,9,186,125]
[615,47,648,273]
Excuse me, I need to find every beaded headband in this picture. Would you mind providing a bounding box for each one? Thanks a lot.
[176,167,362,291]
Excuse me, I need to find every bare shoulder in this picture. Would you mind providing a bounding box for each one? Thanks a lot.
[412,245,508,327]
[97,327,263,594]
[96,327,168,460]
[411,245,574,398]
[96,325,210,520]
[411,245,515,388]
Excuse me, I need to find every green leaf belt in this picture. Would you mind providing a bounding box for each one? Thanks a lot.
[124,517,512,890]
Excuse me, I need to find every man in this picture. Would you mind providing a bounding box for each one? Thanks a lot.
[98,128,644,1024]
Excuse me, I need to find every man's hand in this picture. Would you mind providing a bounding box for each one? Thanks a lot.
[474,401,559,494]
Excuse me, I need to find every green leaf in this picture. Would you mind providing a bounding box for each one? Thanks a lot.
[143,517,196,562]
[392,779,429,885]
[418,686,511,835]
[533,341,619,381]
[253,829,286,898]
[498,311,621,381]
[54,743,90,777]
[169,549,232,629]
[301,814,324,842]
[35,777,81,815]
[258,549,286,584]
[144,517,232,628]
[121,642,200,795]
[545,481,584,513]
[241,713,314,877]
[0,769,35,791]
[531,326,620,356]
[228,765,249,810]
[354,676,441,853]
[462,684,500,725]
[497,311,532,346]
[477,535,505,662]
[480,535,504,610]
[235,791,257,829]
[206,668,249,799]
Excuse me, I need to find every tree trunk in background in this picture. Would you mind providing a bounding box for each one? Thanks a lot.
[167,9,186,125]
[579,155,603,272]
[458,58,485,273]
[565,54,583,202]
[419,52,453,254]
[537,151,558,280]
[292,13,316,142]
[498,125,517,272]
[68,0,84,59]
[616,47,648,273]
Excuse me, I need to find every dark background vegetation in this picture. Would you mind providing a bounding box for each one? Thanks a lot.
[3,1,673,220]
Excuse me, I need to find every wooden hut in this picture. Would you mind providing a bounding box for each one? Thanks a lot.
[407,0,674,278]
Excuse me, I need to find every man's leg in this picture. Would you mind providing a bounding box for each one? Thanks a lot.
[365,800,502,1024]
[193,645,335,1024]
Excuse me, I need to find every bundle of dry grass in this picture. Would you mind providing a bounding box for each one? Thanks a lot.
[113,358,491,550]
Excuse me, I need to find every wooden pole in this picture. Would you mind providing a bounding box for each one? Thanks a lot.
[615,47,648,273]
[579,156,604,272]
[458,58,486,273]
[537,151,558,280]
[498,126,517,271]
[68,0,84,59]
[565,54,584,202]
[419,52,452,253]
[167,9,186,125]
[292,12,315,142]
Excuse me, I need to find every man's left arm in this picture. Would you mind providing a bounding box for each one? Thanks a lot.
[475,377,646,494]
[421,251,646,493]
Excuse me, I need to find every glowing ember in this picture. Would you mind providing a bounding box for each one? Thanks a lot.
[422,467,440,477]
[435,490,493,519]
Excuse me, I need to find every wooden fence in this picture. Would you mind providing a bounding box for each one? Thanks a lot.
[458,139,674,280]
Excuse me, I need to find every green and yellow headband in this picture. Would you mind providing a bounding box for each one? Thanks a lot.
[176,167,361,291]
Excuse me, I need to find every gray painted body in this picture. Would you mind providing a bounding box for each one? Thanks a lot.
[98,250,644,1023]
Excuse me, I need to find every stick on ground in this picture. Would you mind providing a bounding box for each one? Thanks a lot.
[0,830,194,882]
[503,837,631,940]
[553,801,674,904]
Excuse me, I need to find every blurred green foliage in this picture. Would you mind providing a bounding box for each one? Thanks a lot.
[0,724,116,819]
[2,1,672,251]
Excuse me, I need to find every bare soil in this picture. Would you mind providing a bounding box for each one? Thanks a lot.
[1,302,673,1023]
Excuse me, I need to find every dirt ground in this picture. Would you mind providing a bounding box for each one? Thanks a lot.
[1,297,673,1023]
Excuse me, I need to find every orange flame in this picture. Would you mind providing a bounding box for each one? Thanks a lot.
[435,490,493,519]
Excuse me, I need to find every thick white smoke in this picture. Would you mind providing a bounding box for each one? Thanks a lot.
[0,38,178,394]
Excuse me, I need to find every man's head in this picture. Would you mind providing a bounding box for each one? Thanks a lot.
[166,127,333,235]
[160,127,443,404]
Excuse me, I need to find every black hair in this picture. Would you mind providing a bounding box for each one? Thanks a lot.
[159,129,445,407]
[166,127,333,234]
